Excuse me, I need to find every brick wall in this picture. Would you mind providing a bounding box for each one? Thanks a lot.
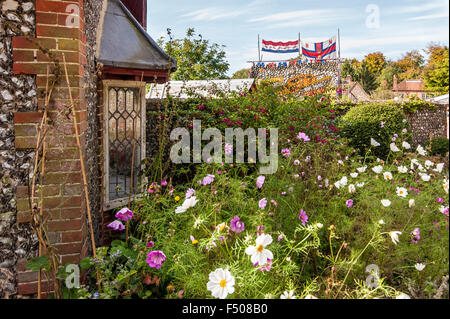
[406,104,449,147]
[0,0,97,297]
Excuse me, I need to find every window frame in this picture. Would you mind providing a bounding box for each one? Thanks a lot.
[102,80,147,211]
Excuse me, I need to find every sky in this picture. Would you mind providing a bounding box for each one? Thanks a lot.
[146,0,449,76]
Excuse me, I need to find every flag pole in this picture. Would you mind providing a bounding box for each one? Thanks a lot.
[298,32,301,60]
[337,28,341,98]
[258,34,261,62]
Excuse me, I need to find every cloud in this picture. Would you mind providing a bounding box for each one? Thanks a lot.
[248,9,332,23]
[407,13,449,21]
[390,0,448,14]
[181,7,245,21]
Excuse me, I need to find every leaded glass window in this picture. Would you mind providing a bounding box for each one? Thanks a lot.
[103,81,146,210]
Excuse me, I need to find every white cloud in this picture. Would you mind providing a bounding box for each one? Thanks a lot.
[248,9,331,23]
[407,13,449,21]
[181,7,246,21]
[391,0,448,14]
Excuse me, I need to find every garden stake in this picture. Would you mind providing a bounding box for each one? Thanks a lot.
[62,54,101,291]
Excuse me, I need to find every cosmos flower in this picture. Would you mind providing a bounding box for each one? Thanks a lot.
[202,174,215,185]
[298,209,308,225]
[396,187,408,198]
[409,199,415,208]
[398,166,408,173]
[357,166,367,173]
[280,290,296,299]
[297,132,310,142]
[402,141,411,149]
[433,163,444,173]
[372,165,383,174]
[348,184,356,194]
[175,196,199,214]
[146,250,166,269]
[230,216,245,234]
[420,174,431,182]
[350,172,358,178]
[356,182,365,188]
[281,148,291,158]
[416,145,426,156]
[259,198,268,210]
[304,294,318,299]
[346,199,354,208]
[389,231,402,245]
[443,179,449,193]
[185,188,196,199]
[245,234,273,266]
[256,175,265,189]
[424,160,434,168]
[383,172,393,180]
[396,293,411,299]
[390,143,400,152]
[414,263,425,271]
[381,199,391,207]
[371,138,380,147]
[294,159,300,166]
[115,207,133,222]
[206,268,235,299]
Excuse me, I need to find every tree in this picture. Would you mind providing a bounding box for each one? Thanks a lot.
[341,59,360,81]
[232,68,251,79]
[358,62,378,93]
[376,61,402,89]
[395,50,425,81]
[158,28,230,81]
[363,52,386,74]
[424,47,449,94]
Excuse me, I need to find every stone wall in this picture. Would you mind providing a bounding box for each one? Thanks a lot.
[406,104,449,147]
[0,0,38,299]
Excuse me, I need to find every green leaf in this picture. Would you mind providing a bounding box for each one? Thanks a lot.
[80,257,92,269]
[26,256,50,271]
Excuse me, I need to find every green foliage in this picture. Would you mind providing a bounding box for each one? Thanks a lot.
[340,102,408,158]
[401,97,437,113]
[26,256,51,271]
[158,28,230,81]
[424,49,449,94]
[231,68,251,79]
[428,137,449,157]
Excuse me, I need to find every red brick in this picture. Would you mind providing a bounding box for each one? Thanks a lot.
[36,12,58,25]
[15,137,37,149]
[47,219,82,232]
[17,211,32,224]
[12,37,56,50]
[13,50,35,62]
[14,112,42,124]
[54,242,82,255]
[43,172,82,184]
[61,231,82,243]
[60,253,80,265]
[60,208,82,219]
[18,270,39,283]
[36,25,81,39]
[36,0,76,13]
[18,281,53,295]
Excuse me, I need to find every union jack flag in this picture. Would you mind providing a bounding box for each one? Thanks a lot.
[301,36,337,61]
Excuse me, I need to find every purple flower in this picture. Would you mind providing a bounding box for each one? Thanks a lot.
[278,234,284,242]
[346,199,354,208]
[202,174,215,186]
[256,175,265,189]
[230,216,245,234]
[115,207,133,222]
[299,209,308,226]
[281,148,291,158]
[185,188,196,199]
[107,220,125,231]
[257,225,265,235]
[297,132,310,142]
[437,198,444,203]
[161,180,168,186]
[224,143,233,156]
[146,241,155,248]
[271,199,278,207]
[259,198,268,209]
[253,259,272,272]
[411,228,421,244]
[146,251,166,269]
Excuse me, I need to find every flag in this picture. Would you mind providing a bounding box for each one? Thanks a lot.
[301,36,337,61]
[262,39,299,54]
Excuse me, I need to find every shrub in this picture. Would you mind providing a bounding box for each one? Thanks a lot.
[339,102,408,158]
[428,137,449,157]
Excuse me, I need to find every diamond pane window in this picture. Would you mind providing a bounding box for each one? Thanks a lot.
[103,81,146,210]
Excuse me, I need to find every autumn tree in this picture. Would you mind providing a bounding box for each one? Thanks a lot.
[395,50,425,81]
[158,28,230,81]
[363,52,386,74]
[424,44,449,94]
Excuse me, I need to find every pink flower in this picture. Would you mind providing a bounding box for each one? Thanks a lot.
[346,199,354,208]
[410,228,420,244]
[256,175,265,189]
[230,216,245,234]
[281,148,290,158]
[185,188,196,199]
[107,220,125,231]
[278,234,284,242]
[146,251,166,269]
[270,199,278,207]
[437,198,444,203]
[161,180,168,186]
[259,198,268,209]
[202,174,215,185]
[253,259,272,272]
[257,225,265,235]
[224,143,233,156]
[146,241,155,248]
[115,207,133,222]
[297,132,310,142]
[299,209,308,225]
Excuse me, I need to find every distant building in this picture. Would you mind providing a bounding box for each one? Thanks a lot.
[392,75,429,100]
[341,75,371,102]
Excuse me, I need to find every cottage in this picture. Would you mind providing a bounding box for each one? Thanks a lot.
[0,0,174,297]
[392,75,429,100]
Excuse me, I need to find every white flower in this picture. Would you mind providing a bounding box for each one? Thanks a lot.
[350,172,358,178]
[175,196,199,214]
[417,164,426,172]
[348,184,356,194]
[396,187,408,198]
[402,141,411,149]
[410,159,420,170]
[389,231,402,245]
[383,171,393,180]
[420,174,431,182]
[357,166,367,173]
[371,138,380,147]
[334,181,342,189]
[294,159,300,166]
[396,293,411,299]
[414,263,425,271]
[443,179,449,193]
[280,290,296,299]
[390,143,400,152]
[372,165,383,174]
[245,234,273,266]
[378,219,385,225]
[416,145,426,156]
[433,163,444,173]
[381,199,391,207]
[356,182,365,188]
[304,294,318,299]
[409,199,415,208]
[398,166,408,174]
[424,160,434,169]
[315,223,323,229]
[206,268,235,299]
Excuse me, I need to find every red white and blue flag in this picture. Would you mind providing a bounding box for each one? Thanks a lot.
[302,36,337,61]
[262,39,299,53]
